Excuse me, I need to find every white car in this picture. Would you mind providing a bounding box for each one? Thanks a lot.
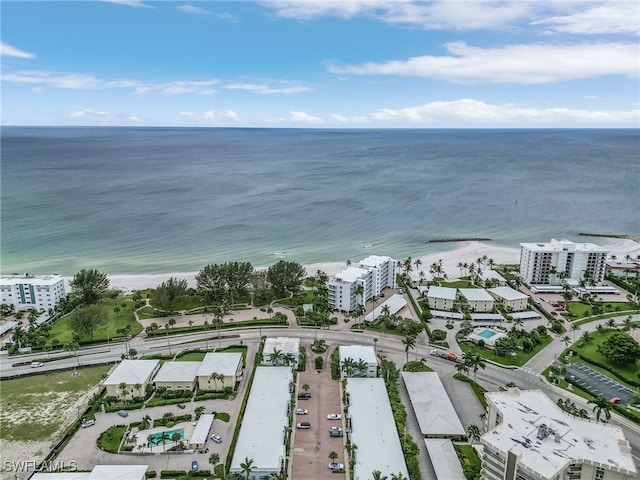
[326,413,342,420]
[210,434,222,443]
[31,362,44,368]
[329,462,345,471]
[295,408,308,415]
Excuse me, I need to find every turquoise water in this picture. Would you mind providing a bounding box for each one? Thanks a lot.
[148,428,184,445]
[2,128,638,275]
[477,329,497,339]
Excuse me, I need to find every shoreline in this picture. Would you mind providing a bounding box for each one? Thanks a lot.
[64,238,640,292]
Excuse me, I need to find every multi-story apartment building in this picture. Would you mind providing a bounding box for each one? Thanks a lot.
[481,388,636,480]
[328,255,397,312]
[0,274,66,312]
[519,239,608,286]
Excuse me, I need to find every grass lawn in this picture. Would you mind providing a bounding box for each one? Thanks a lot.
[47,298,142,345]
[454,443,481,480]
[565,301,635,320]
[459,333,553,367]
[277,289,315,307]
[0,365,110,441]
[97,425,127,453]
[440,280,476,289]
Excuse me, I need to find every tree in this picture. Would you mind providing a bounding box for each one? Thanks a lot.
[372,471,388,480]
[464,354,486,384]
[588,395,612,423]
[341,357,356,377]
[141,414,151,430]
[209,452,220,466]
[128,348,138,358]
[159,431,171,452]
[267,260,306,297]
[240,457,255,480]
[302,384,310,393]
[150,277,188,314]
[171,431,181,447]
[113,306,121,317]
[597,332,640,365]
[328,451,338,462]
[70,305,108,341]
[70,269,109,304]
[467,424,481,443]
[268,348,284,366]
[494,337,517,357]
[401,335,416,363]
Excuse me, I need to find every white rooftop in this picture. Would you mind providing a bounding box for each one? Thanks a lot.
[88,465,148,480]
[488,286,528,301]
[0,320,19,336]
[483,389,636,479]
[424,439,467,480]
[427,286,457,300]
[0,274,64,285]
[470,313,505,322]
[364,294,406,323]
[104,360,159,386]
[409,270,433,283]
[520,239,608,253]
[339,345,378,365]
[347,378,409,480]
[360,255,394,268]
[153,361,201,383]
[197,352,242,377]
[334,266,369,283]
[430,311,464,320]
[402,372,465,437]
[230,367,291,473]
[190,414,214,446]
[479,269,507,282]
[263,337,300,356]
[458,288,495,302]
[510,311,541,320]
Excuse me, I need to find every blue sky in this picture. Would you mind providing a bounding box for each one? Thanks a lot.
[2,0,639,127]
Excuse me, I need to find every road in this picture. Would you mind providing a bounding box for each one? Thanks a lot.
[2,321,640,471]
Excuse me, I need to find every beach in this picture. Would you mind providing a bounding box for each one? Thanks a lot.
[85,239,640,292]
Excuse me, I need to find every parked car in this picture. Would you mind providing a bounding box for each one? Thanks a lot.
[297,392,311,399]
[329,426,343,437]
[210,434,222,443]
[117,410,129,418]
[191,461,199,472]
[296,422,311,429]
[329,462,345,471]
[80,419,95,428]
[260,307,267,312]
[295,408,308,415]
[177,403,186,409]
[326,413,342,420]
[30,362,44,368]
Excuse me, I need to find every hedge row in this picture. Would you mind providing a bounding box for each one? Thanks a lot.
[572,351,640,388]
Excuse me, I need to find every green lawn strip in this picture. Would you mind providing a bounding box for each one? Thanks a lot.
[277,290,315,307]
[453,443,482,480]
[453,373,488,408]
[572,311,640,327]
[440,280,476,289]
[97,425,127,453]
[0,365,110,441]
[458,333,553,367]
[146,318,282,337]
[564,302,636,321]
[214,412,230,422]
[137,306,157,319]
[47,299,142,345]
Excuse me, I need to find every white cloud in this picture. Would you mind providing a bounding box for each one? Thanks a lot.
[1,42,36,59]
[102,0,154,8]
[225,83,311,94]
[328,41,639,83]
[177,4,210,16]
[330,113,348,122]
[70,108,110,118]
[359,98,639,127]
[532,2,640,35]
[290,110,322,124]
[221,110,239,121]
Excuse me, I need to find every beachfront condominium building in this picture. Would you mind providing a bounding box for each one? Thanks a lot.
[328,255,397,312]
[0,274,66,312]
[519,239,608,286]
[480,388,636,480]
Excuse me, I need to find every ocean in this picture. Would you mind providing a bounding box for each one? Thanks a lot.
[1,127,638,276]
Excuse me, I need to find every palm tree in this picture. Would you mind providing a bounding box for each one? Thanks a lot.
[158,430,170,452]
[119,382,128,401]
[141,414,151,430]
[465,354,486,384]
[561,335,571,348]
[467,424,481,443]
[354,303,365,326]
[606,318,617,329]
[268,348,284,365]
[390,474,408,480]
[240,457,255,480]
[457,262,464,277]
[401,335,416,363]
[355,284,365,308]
[414,258,422,274]
[588,396,612,423]
[328,451,339,462]
[372,471,388,480]
[355,359,368,377]
[302,384,310,394]
[146,434,157,452]
[341,357,356,377]
[455,361,469,377]
[171,431,181,447]
[370,295,379,323]
[570,323,580,342]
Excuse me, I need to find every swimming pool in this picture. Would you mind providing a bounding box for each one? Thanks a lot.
[477,329,497,339]
[147,428,184,445]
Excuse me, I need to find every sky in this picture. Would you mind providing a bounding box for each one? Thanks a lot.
[1,0,639,128]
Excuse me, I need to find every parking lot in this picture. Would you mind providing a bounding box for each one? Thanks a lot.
[565,361,635,405]
[290,344,345,480]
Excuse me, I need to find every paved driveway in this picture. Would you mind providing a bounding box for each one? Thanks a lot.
[565,361,635,405]
[290,343,345,480]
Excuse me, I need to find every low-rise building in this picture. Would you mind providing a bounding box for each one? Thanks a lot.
[458,288,495,312]
[0,274,66,312]
[363,293,407,325]
[426,286,457,311]
[153,361,201,391]
[262,336,300,366]
[229,366,292,478]
[32,465,148,480]
[189,414,214,449]
[346,378,409,479]
[478,269,507,286]
[487,287,529,312]
[481,388,637,480]
[339,345,378,377]
[104,360,160,400]
[196,352,243,391]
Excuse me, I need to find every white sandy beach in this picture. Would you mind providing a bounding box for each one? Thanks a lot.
[68,239,640,292]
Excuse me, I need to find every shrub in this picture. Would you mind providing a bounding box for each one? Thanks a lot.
[430,329,447,341]
[145,471,156,478]
[160,471,187,478]
[315,356,324,370]
[166,421,174,428]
